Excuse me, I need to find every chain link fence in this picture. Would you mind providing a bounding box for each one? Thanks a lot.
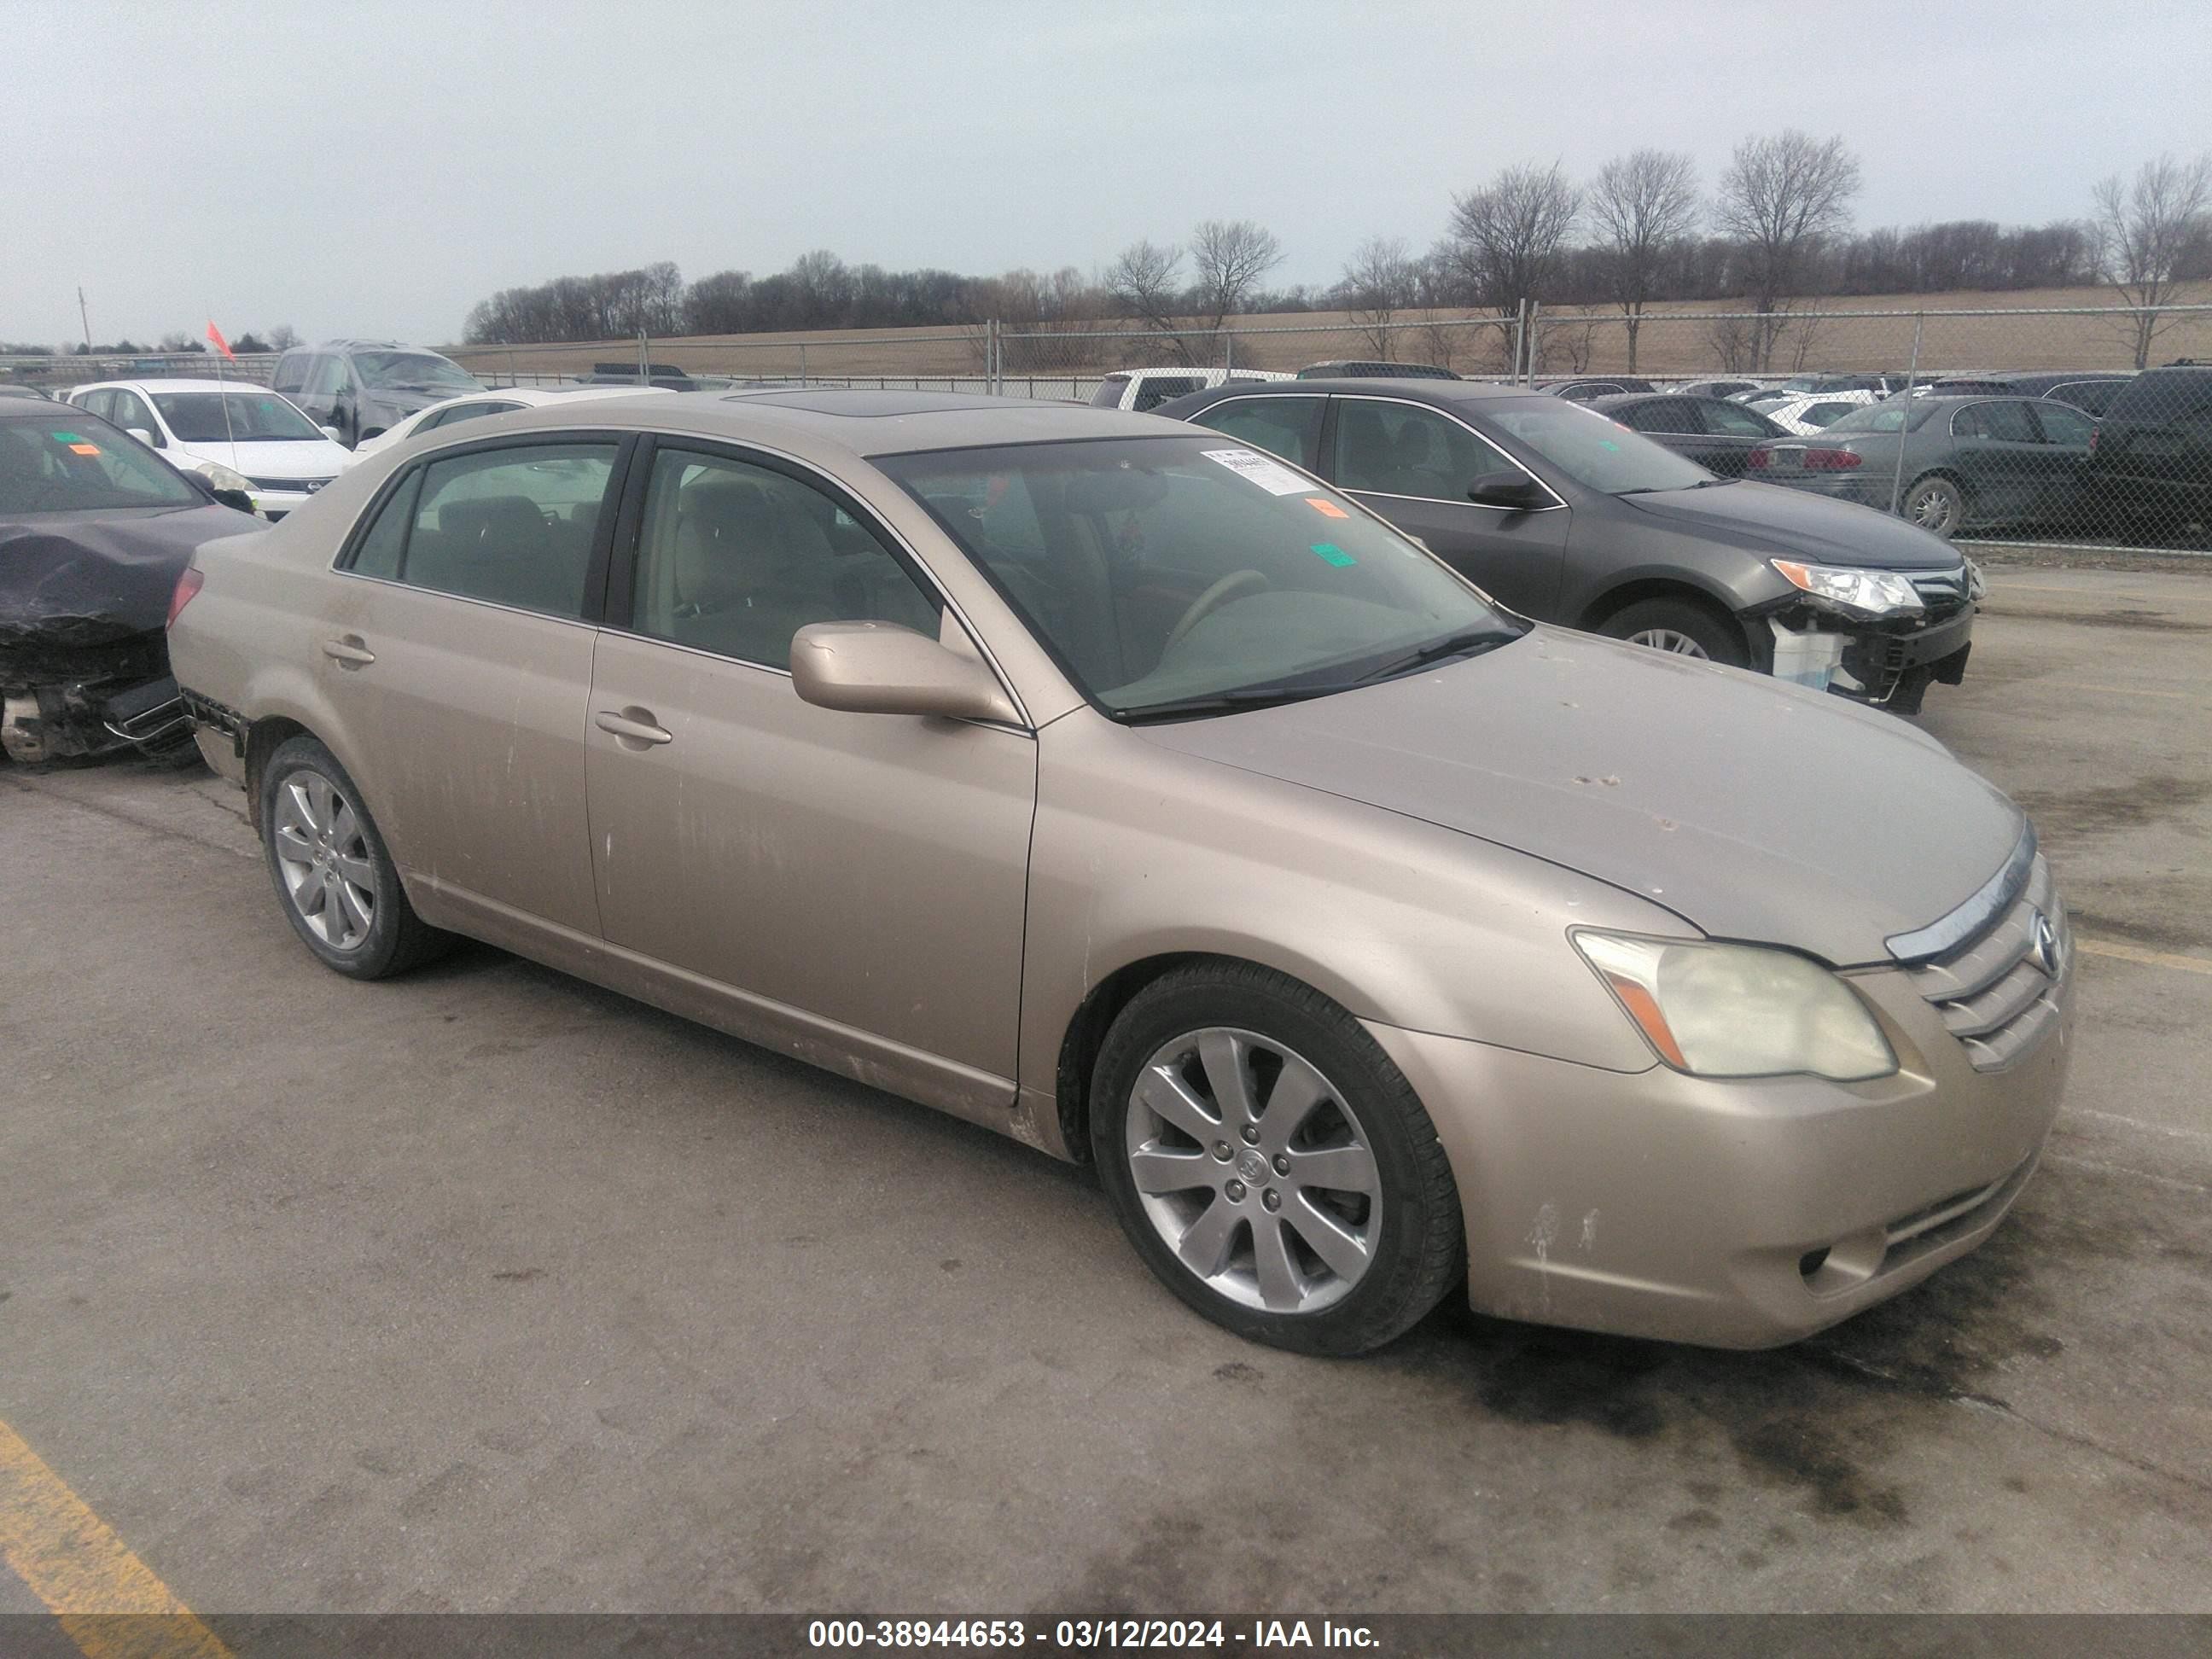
[8,302,2206,554]
[0,352,278,392]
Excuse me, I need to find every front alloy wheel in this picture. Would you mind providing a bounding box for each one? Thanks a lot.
[1126,1027,1382,1315]
[1091,963,1464,1354]
[1624,627,1710,658]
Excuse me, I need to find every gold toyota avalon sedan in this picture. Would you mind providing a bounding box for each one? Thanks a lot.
[166,389,2075,1354]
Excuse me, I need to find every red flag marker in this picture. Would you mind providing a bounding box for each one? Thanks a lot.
[206,321,236,360]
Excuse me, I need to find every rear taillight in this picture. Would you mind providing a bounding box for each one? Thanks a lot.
[1747,446,1773,469]
[166,568,204,630]
[1802,448,1863,471]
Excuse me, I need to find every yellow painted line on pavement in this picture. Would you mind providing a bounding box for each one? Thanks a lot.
[0,1418,229,1659]
[2079,938,2212,976]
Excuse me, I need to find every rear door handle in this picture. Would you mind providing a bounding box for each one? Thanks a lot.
[595,707,672,747]
[322,635,375,667]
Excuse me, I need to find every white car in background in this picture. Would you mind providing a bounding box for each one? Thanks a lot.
[64,378,352,520]
[1087,367,1292,413]
[345,384,674,467]
[1761,389,1883,435]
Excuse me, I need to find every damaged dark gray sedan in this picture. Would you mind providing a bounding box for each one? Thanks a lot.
[1,399,260,761]
[1160,378,1979,713]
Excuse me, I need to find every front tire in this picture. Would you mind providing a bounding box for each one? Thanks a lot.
[1091,963,1464,1356]
[259,734,451,979]
[1598,596,1749,667]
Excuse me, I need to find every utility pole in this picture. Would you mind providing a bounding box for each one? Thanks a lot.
[79,287,92,352]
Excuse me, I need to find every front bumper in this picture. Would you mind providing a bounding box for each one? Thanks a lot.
[1754,597,1974,713]
[1364,949,2074,1348]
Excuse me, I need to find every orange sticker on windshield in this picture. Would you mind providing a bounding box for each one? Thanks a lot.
[68,442,102,456]
[1305,497,1348,518]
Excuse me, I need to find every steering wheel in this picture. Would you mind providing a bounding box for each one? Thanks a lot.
[1163,569,1270,656]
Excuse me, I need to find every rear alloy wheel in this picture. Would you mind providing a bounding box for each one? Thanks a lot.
[1902,474,1965,538]
[1092,963,1463,1355]
[1598,597,1749,667]
[259,734,451,979]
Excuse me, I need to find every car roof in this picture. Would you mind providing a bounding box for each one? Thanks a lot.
[428,386,1187,460]
[1197,377,1543,404]
[73,377,273,393]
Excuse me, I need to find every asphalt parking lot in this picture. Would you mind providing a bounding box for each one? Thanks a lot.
[3,563,2209,1617]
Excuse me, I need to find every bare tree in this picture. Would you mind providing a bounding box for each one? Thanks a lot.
[1105,238,1193,362]
[1187,218,1284,337]
[1337,236,1417,357]
[1588,149,1699,372]
[266,323,300,351]
[1713,131,1861,368]
[2093,153,2212,368]
[1443,161,1580,375]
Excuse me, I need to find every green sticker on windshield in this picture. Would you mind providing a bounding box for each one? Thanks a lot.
[1599,439,1621,451]
[51,431,83,443]
[1311,542,1357,568]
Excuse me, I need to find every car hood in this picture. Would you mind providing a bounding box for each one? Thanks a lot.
[0,504,260,661]
[1135,626,2022,966]
[1618,478,1959,569]
[177,438,350,479]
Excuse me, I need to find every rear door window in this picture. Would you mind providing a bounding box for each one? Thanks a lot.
[350,442,618,618]
[2032,404,2094,446]
[1188,396,1325,469]
[1622,399,1700,434]
[1704,401,1775,437]
[1331,399,1493,503]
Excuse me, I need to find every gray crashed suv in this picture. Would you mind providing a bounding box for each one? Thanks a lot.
[271,341,485,449]
[1159,377,1977,713]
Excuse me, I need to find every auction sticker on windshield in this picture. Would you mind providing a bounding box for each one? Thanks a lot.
[1201,447,1310,495]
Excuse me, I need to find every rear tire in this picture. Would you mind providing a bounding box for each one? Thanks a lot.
[1091,963,1464,1356]
[1901,474,1965,538]
[259,734,451,980]
[1598,597,1749,667]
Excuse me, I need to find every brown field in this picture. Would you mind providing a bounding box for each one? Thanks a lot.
[440,280,2212,386]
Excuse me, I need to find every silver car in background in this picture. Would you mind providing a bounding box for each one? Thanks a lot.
[166,390,2074,1354]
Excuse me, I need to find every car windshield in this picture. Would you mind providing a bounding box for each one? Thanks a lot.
[0,416,202,512]
[151,392,324,442]
[1484,399,1713,494]
[352,352,480,393]
[878,436,1522,720]
[1824,403,1934,434]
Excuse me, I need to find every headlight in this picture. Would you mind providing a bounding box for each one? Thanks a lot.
[1571,931,1897,1081]
[1965,557,1986,602]
[1770,559,1925,620]
[190,460,255,495]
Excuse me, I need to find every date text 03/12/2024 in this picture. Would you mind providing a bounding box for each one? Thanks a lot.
[806,1620,1382,1650]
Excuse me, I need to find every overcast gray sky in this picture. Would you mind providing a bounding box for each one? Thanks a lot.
[5,0,2207,348]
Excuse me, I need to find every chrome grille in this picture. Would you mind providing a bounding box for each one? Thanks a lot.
[1906,852,2070,1071]
[247,475,332,494]
[1908,565,1972,619]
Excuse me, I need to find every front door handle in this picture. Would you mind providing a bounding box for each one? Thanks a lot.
[322,635,375,667]
[595,707,672,748]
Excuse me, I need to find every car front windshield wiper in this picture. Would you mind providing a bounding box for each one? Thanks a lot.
[1110,684,1345,725]
[1686,475,1738,488]
[1347,625,1521,686]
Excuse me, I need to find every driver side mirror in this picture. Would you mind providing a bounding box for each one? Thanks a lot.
[789,621,1022,725]
[211,487,257,515]
[319,425,344,444]
[126,427,161,449]
[1468,470,1545,509]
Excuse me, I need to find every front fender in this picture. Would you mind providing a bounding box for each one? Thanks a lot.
[1018,713,1684,1112]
